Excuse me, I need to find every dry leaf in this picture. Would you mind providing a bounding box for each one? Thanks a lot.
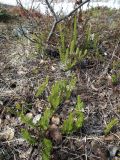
[109,146,120,158]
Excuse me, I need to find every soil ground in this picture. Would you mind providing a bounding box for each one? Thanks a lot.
[0,5,120,160]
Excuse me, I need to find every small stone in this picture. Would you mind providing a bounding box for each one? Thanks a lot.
[104,52,107,56]
[26,112,33,119]
[33,114,41,124]
[40,59,44,63]
[51,66,56,71]
[109,146,120,158]
[51,115,60,125]
[48,124,62,144]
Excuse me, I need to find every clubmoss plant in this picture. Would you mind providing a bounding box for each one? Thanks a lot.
[62,95,84,134]
[16,76,85,160]
[85,24,99,53]
[111,74,119,85]
[58,16,87,71]
[111,61,120,85]
[104,118,119,135]
[33,31,48,56]
[42,138,52,160]
[35,76,49,98]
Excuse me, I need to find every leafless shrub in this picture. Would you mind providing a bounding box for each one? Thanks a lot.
[15,0,90,51]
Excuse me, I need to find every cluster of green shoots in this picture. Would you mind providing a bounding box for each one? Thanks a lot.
[15,12,109,160]
[58,16,99,71]
[111,60,120,85]
[58,16,87,71]
[104,118,119,135]
[16,75,84,160]
[33,32,47,55]
[111,74,119,85]
[85,24,99,51]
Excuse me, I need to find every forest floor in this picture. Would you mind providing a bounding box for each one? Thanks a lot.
[0,5,120,160]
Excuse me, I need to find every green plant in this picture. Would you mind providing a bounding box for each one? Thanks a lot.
[58,16,87,71]
[39,108,52,131]
[33,29,48,55]
[62,95,84,134]
[16,76,79,160]
[111,61,120,85]
[104,118,119,135]
[85,24,92,49]
[85,24,99,52]
[74,95,84,129]
[90,7,102,18]
[21,129,36,145]
[48,80,66,109]
[48,76,76,109]
[111,74,119,85]
[35,76,49,97]
[42,138,52,160]
[112,60,120,70]
[62,112,74,134]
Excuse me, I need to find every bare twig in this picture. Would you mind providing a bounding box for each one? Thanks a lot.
[58,0,90,22]
[19,23,37,43]
[47,20,57,42]
[16,0,90,44]
[45,0,58,20]
[46,0,90,42]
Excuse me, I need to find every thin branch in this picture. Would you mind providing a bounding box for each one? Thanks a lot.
[19,24,37,43]
[58,0,90,23]
[47,20,57,42]
[30,0,35,10]
[47,0,90,42]
[16,0,90,44]
[45,0,58,20]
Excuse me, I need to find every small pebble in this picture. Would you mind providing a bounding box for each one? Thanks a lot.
[26,112,33,119]
[33,114,41,124]
[109,146,120,158]
[51,115,60,125]
[51,66,56,71]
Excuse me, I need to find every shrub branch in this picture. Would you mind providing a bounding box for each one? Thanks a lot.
[46,0,90,42]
